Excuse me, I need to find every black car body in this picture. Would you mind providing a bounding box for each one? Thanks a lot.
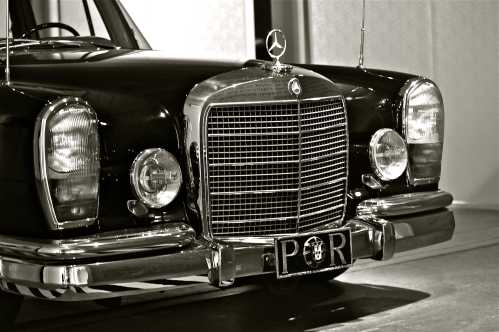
[0,0,454,315]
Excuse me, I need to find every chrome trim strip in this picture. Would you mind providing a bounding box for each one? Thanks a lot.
[212,216,298,224]
[208,160,300,166]
[209,170,298,178]
[206,97,344,111]
[0,222,196,260]
[208,151,346,166]
[34,97,100,230]
[302,161,346,176]
[301,105,344,114]
[301,123,345,133]
[302,128,346,141]
[210,204,344,225]
[206,99,298,107]
[302,138,347,150]
[209,177,346,196]
[301,188,344,202]
[356,190,453,217]
[203,96,344,108]
[211,188,299,195]
[4,0,10,85]
[0,245,211,288]
[340,97,349,226]
[301,194,344,207]
[302,135,346,147]
[300,204,344,218]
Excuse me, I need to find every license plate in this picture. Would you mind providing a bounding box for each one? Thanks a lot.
[274,228,353,279]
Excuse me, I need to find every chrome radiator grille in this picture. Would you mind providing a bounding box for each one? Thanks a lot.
[205,97,348,237]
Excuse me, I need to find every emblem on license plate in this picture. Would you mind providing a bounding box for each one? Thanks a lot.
[303,236,326,268]
[275,228,353,278]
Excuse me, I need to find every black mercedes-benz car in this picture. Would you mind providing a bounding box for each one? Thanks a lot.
[0,0,454,325]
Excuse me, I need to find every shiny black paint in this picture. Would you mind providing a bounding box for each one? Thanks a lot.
[0,86,47,235]
[0,48,429,237]
[1,49,239,236]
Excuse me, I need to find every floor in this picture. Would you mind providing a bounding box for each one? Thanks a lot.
[13,208,499,332]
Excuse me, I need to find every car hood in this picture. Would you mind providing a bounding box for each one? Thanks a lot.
[6,48,243,107]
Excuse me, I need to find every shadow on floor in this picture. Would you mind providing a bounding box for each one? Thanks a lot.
[15,280,430,332]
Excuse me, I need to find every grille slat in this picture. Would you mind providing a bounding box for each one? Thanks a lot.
[301,187,344,203]
[301,124,345,133]
[208,132,300,137]
[206,97,348,237]
[301,127,345,140]
[300,204,344,218]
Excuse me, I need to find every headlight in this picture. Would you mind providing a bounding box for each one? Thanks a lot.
[404,80,444,144]
[402,78,444,185]
[35,97,100,230]
[130,148,182,208]
[369,129,408,181]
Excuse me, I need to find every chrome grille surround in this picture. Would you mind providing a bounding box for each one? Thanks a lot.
[204,96,348,237]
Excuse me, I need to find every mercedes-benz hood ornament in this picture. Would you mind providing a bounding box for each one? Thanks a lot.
[265,29,292,73]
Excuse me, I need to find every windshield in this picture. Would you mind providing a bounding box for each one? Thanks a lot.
[0,0,150,49]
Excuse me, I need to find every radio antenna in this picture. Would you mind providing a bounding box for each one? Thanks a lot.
[357,0,366,69]
[4,0,10,85]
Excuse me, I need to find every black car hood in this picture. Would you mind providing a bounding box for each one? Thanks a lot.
[7,48,243,105]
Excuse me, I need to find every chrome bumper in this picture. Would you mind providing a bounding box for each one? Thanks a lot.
[0,191,454,301]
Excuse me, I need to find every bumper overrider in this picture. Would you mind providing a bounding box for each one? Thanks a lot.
[0,191,454,301]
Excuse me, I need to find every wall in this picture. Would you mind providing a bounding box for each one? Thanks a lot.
[0,0,9,37]
[274,0,499,210]
[121,0,255,61]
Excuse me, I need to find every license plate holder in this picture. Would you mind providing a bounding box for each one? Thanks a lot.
[274,228,353,279]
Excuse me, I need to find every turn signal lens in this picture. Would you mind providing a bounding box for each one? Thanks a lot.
[130,149,182,208]
[369,129,408,181]
[36,97,100,230]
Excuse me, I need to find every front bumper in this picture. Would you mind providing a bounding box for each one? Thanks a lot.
[0,191,454,301]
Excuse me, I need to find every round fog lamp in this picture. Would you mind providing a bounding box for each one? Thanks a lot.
[130,148,182,208]
[369,129,408,181]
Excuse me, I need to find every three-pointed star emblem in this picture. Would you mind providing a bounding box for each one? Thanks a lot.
[265,29,287,60]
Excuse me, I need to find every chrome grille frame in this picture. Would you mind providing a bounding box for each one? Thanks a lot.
[201,96,349,238]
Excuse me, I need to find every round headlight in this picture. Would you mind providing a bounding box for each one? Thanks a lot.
[369,129,408,181]
[130,148,182,208]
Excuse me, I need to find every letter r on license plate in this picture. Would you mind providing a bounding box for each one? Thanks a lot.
[274,228,353,279]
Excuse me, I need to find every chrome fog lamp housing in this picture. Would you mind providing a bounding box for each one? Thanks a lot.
[369,129,408,181]
[35,97,100,230]
[130,148,182,208]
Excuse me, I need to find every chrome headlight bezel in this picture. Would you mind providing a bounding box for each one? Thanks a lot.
[130,148,182,209]
[369,128,408,181]
[34,97,100,231]
[401,78,444,185]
